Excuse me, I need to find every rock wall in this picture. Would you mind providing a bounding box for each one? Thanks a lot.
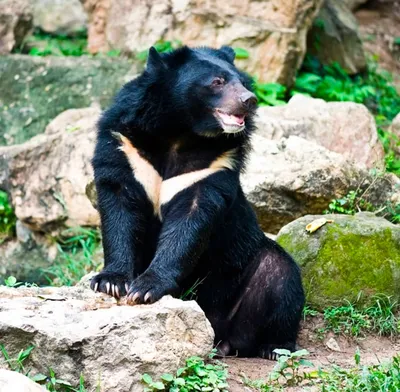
[81,0,323,85]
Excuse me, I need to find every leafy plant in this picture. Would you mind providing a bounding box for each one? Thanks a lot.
[34,368,89,392]
[2,275,38,288]
[0,190,16,242]
[42,227,102,286]
[4,275,20,287]
[324,190,374,215]
[22,30,89,57]
[303,305,319,321]
[254,82,287,106]
[268,349,314,387]
[142,356,229,392]
[320,354,400,392]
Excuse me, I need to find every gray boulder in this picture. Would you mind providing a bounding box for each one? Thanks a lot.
[0,287,214,392]
[256,95,384,168]
[242,134,399,233]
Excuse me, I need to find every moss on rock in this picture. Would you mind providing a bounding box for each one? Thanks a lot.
[0,54,141,145]
[277,212,400,308]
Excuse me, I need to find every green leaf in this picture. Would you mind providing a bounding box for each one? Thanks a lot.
[31,373,47,382]
[55,379,72,386]
[175,378,186,386]
[273,348,291,356]
[18,346,35,361]
[152,382,166,390]
[290,349,310,358]
[142,374,153,385]
[233,47,250,59]
[355,348,361,365]
[5,276,17,287]
[195,367,207,377]
[161,373,174,382]
[299,359,314,367]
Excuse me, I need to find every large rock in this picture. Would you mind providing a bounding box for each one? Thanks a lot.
[0,370,45,392]
[277,213,400,307]
[0,108,100,233]
[0,0,33,54]
[256,95,384,168]
[81,0,323,85]
[0,54,140,146]
[307,0,366,74]
[0,287,214,392]
[242,135,399,233]
[33,0,87,36]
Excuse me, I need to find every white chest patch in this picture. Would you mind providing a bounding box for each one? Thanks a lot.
[115,133,236,218]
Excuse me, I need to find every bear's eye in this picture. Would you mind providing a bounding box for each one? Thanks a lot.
[211,78,225,87]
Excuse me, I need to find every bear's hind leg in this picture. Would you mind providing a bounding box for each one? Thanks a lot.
[226,243,304,360]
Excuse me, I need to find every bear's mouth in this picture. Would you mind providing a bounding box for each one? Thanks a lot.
[214,109,246,133]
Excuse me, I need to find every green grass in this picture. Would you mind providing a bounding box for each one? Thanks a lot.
[42,227,102,286]
[321,296,400,338]
[247,349,400,392]
[0,190,16,243]
[0,344,91,391]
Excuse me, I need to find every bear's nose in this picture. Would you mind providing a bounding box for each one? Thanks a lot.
[240,91,258,110]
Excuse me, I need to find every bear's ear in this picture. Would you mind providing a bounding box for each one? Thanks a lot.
[219,46,235,63]
[146,47,167,72]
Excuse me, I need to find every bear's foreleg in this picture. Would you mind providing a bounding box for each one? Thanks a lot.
[126,172,236,304]
[90,137,154,299]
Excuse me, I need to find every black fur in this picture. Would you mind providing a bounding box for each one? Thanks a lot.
[91,46,305,359]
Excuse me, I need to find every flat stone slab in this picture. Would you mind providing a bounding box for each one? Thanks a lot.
[0,286,214,392]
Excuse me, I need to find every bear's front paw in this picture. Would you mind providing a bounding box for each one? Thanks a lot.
[127,270,178,305]
[90,271,131,299]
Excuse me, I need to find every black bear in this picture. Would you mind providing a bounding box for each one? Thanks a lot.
[90,45,305,359]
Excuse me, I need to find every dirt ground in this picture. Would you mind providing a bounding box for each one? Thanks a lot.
[223,318,400,391]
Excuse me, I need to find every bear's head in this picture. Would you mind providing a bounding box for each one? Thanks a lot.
[143,46,257,138]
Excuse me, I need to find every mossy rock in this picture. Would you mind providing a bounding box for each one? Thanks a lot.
[0,54,141,146]
[277,212,400,308]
